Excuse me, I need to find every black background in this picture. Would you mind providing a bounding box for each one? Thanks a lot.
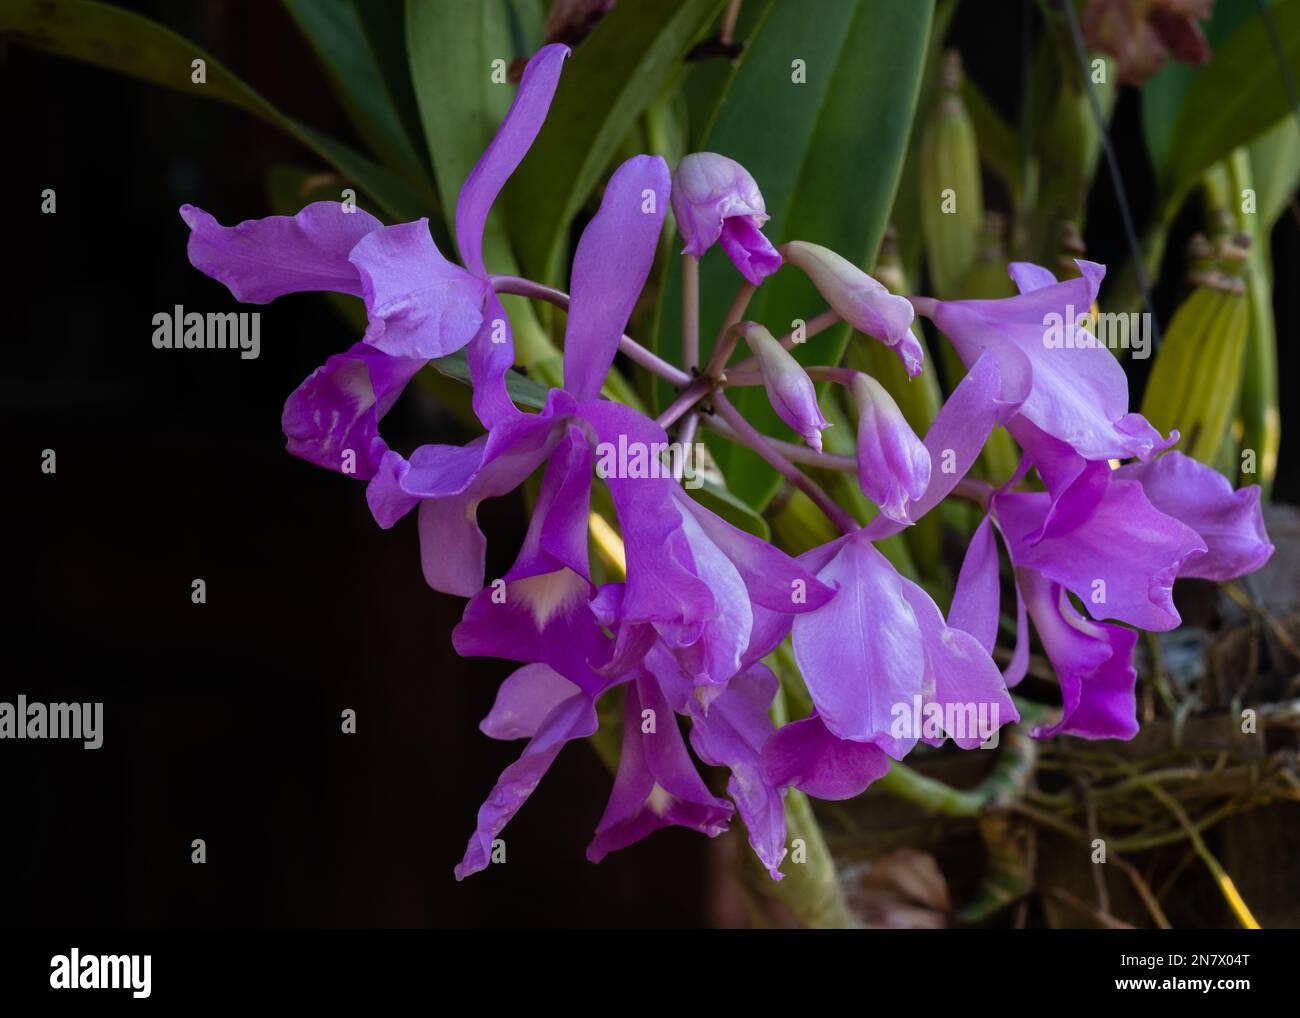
[3,0,1296,929]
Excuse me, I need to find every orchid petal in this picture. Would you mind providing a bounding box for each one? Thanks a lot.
[180,201,380,302]
[454,44,569,276]
[563,155,670,402]
[348,219,488,359]
[455,689,597,880]
[762,713,891,800]
[1116,451,1273,581]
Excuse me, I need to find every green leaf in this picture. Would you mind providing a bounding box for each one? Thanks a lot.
[429,349,550,409]
[405,0,556,366]
[1141,0,1262,180]
[688,480,770,540]
[1248,116,1300,229]
[504,0,725,284]
[0,0,433,222]
[282,0,431,187]
[656,0,933,508]
[1160,0,1300,217]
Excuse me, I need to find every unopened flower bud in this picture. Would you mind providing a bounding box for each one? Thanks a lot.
[671,153,781,284]
[783,240,924,377]
[850,373,930,524]
[737,321,830,451]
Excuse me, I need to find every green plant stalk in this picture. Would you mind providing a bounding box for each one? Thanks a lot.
[920,67,983,299]
[1239,239,1280,494]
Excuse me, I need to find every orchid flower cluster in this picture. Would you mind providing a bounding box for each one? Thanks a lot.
[180,45,1272,882]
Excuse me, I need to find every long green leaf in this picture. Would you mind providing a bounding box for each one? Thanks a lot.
[1160,0,1300,216]
[405,0,556,366]
[282,0,430,187]
[1141,0,1262,181]
[0,0,432,221]
[504,0,725,285]
[656,0,933,508]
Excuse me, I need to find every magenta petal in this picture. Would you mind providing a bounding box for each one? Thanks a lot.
[900,578,1017,749]
[1003,577,1030,688]
[936,259,1172,461]
[676,490,836,613]
[996,479,1206,631]
[1009,418,1113,544]
[719,216,782,284]
[1116,451,1273,581]
[1021,570,1139,740]
[587,673,733,863]
[950,515,1001,653]
[510,424,593,581]
[180,201,380,303]
[865,349,1027,540]
[282,341,425,479]
[581,402,717,660]
[1006,261,1058,294]
[791,535,923,755]
[454,44,569,276]
[387,390,575,595]
[366,439,486,529]
[480,663,582,740]
[455,689,597,880]
[653,655,789,879]
[453,567,612,696]
[468,291,522,428]
[563,155,670,402]
[348,219,488,359]
[763,714,891,801]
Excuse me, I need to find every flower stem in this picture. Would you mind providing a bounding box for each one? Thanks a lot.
[677,411,700,449]
[727,308,841,374]
[682,254,701,371]
[490,274,692,387]
[726,365,859,388]
[656,379,713,430]
[712,392,858,533]
[705,415,856,471]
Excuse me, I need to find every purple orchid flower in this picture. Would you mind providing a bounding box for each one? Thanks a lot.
[364,153,835,880]
[927,260,1173,470]
[946,443,1271,739]
[773,530,1017,787]
[180,44,571,481]
[671,152,782,284]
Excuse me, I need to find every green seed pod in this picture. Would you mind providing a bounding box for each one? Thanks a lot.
[920,51,983,300]
[1141,236,1251,466]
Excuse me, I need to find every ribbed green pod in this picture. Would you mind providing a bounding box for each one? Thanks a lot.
[1140,237,1251,467]
[919,51,983,300]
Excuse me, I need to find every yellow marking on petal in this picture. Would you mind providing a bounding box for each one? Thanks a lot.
[647,783,674,817]
[510,569,587,629]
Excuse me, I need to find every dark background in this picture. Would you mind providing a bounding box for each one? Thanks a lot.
[3,0,1296,928]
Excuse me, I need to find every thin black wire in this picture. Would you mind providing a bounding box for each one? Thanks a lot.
[1059,0,1163,350]
[1256,0,1300,136]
